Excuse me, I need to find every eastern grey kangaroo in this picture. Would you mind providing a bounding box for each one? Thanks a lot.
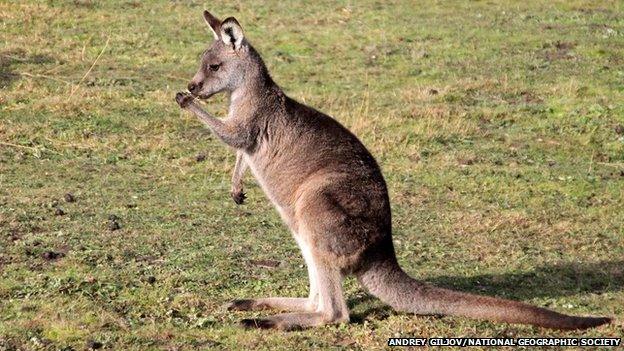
[174,10,611,331]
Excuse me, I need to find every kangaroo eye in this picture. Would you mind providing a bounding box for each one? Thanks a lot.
[209,64,221,71]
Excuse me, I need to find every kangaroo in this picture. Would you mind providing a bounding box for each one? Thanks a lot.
[174,10,612,331]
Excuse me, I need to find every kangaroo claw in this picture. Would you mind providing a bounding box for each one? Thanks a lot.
[231,190,246,205]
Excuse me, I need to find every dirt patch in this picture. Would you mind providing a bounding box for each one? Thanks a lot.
[0,49,55,88]
[64,193,76,203]
[86,340,103,349]
[457,157,478,166]
[519,91,543,104]
[41,250,65,261]
[73,0,98,8]
[507,91,543,105]
[543,41,576,61]
[363,43,401,65]
[542,24,565,31]
[106,215,121,231]
[554,41,575,51]
[195,153,206,162]
[108,219,121,231]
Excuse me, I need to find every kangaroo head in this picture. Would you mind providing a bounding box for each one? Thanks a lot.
[187,11,256,99]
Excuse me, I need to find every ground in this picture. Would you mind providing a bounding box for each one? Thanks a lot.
[1,0,623,350]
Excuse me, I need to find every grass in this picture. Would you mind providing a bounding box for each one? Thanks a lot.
[1,0,623,349]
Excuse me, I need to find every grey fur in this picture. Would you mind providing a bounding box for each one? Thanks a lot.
[175,11,612,331]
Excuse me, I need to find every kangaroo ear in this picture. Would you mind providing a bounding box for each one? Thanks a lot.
[203,10,221,40]
[220,17,244,50]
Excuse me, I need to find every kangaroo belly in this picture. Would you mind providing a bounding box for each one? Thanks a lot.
[243,152,297,229]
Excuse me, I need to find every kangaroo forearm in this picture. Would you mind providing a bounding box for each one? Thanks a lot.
[231,151,248,190]
[230,151,248,204]
[185,102,252,149]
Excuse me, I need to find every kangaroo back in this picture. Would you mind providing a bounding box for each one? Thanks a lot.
[357,257,611,330]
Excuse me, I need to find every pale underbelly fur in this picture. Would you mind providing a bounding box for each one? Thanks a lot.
[243,153,294,230]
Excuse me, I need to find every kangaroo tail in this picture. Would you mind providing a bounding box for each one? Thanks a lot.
[356,258,611,330]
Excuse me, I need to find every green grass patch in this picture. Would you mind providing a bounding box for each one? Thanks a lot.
[1,0,622,349]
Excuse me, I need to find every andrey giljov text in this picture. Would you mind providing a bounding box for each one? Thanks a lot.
[387,337,621,347]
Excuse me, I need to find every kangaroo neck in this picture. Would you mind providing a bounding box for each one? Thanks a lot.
[228,73,281,119]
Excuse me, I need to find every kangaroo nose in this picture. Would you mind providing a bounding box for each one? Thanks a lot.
[188,81,202,94]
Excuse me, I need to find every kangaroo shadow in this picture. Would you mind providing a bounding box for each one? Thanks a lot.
[426,259,624,300]
[348,294,395,324]
[0,49,55,88]
[348,260,623,323]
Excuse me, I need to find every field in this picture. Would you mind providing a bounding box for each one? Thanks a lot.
[1,0,623,349]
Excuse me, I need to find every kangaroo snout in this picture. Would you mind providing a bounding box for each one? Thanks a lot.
[188,81,203,95]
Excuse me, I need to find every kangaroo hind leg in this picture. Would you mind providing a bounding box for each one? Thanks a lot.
[240,256,349,330]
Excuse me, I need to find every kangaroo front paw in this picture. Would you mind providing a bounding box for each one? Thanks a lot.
[175,92,194,108]
[231,190,246,205]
